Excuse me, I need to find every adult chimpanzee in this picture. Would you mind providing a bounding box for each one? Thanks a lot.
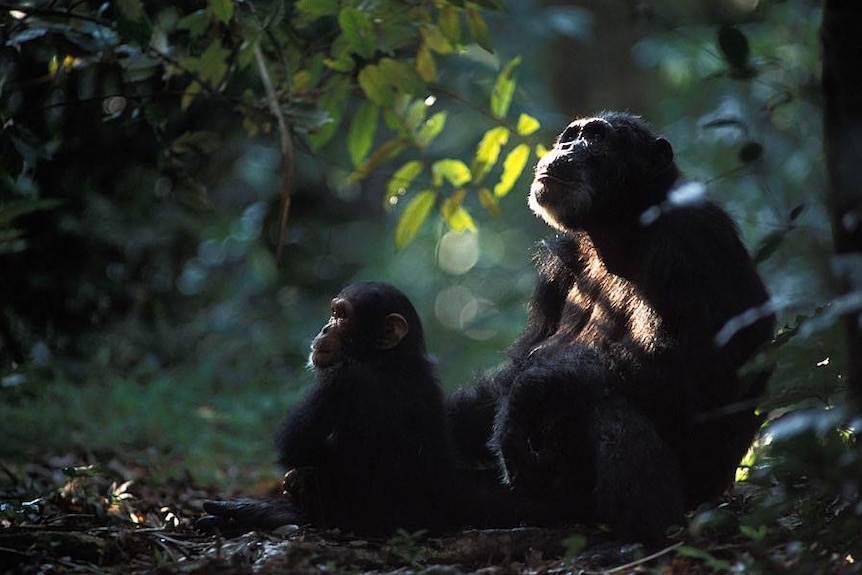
[200,282,462,536]
[447,111,774,542]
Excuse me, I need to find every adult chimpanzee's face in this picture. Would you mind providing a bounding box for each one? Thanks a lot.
[528,114,677,232]
[529,116,614,232]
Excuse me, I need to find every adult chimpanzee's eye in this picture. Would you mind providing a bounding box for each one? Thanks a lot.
[580,120,609,143]
[558,123,580,144]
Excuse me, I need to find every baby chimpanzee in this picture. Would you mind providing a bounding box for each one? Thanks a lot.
[200,282,522,536]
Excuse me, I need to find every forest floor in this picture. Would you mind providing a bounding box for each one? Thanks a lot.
[1,452,859,575]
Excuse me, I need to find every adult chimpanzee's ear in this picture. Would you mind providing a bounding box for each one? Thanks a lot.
[379,313,409,350]
[653,137,674,168]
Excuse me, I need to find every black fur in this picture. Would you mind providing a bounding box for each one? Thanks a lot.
[447,111,774,542]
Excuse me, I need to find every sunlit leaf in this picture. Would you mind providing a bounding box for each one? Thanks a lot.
[536,143,549,158]
[395,190,436,249]
[348,101,379,167]
[415,111,447,148]
[386,161,424,207]
[209,0,234,24]
[494,143,530,197]
[491,57,520,119]
[472,126,510,182]
[443,204,476,233]
[432,159,471,187]
[404,99,427,132]
[516,113,540,136]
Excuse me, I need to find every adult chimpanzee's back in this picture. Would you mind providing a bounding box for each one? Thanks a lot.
[448,111,774,541]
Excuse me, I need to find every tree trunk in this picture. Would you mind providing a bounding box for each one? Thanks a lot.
[821,0,862,412]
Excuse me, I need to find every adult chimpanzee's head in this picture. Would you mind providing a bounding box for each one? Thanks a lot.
[309,281,427,368]
[528,111,679,232]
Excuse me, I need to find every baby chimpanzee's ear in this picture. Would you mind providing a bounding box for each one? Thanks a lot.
[653,137,674,169]
[379,313,409,350]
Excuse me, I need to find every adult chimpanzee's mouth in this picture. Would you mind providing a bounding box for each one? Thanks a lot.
[534,170,575,186]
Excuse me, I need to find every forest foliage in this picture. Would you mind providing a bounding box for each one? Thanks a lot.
[0,0,860,572]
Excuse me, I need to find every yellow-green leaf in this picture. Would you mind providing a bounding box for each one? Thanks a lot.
[479,187,501,217]
[198,39,230,85]
[491,56,520,119]
[439,6,461,45]
[395,190,436,249]
[471,126,510,182]
[421,24,454,55]
[516,113,540,136]
[441,189,476,232]
[535,143,550,158]
[350,138,407,182]
[348,101,379,167]
[415,111,447,148]
[432,159,471,187]
[386,160,424,207]
[466,8,492,52]
[494,143,530,198]
[181,80,202,111]
[358,64,393,106]
[177,10,209,36]
[379,58,425,96]
[209,0,234,24]
[416,45,437,82]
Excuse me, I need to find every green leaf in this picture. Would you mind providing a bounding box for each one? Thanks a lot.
[441,190,476,233]
[395,191,436,249]
[421,24,454,55]
[415,111,447,148]
[295,0,339,25]
[491,56,520,119]
[181,80,203,111]
[348,101,379,167]
[466,8,493,52]
[198,39,230,85]
[116,0,145,22]
[416,45,437,82]
[432,159,471,187]
[308,75,350,150]
[339,7,375,59]
[177,10,210,37]
[438,6,461,45]
[209,0,234,24]
[494,143,530,197]
[350,138,408,182]
[358,65,394,106]
[379,58,425,96]
[471,126,510,182]
[516,113,540,136]
[386,161,424,207]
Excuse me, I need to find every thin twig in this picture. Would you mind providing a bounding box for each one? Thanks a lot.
[585,541,684,575]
